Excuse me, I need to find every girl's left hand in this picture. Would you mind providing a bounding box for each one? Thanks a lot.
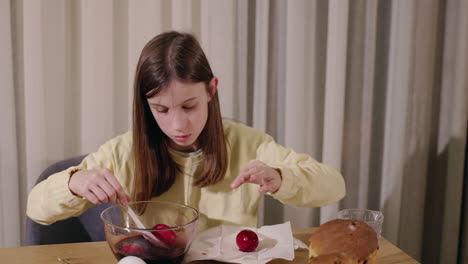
[230,160,282,193]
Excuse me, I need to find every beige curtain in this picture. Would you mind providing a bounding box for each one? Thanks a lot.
[2,0,467,263]
[1,0,21,248]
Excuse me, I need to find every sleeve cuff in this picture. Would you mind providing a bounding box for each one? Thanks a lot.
[270,167,299,201]
[54,167,89,206]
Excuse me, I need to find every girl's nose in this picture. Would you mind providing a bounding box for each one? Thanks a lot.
[172,109,188,131]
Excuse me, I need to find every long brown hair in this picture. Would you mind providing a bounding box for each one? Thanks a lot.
[132,31,228,202]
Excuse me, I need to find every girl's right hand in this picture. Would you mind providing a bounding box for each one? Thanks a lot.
[68,168,131,205]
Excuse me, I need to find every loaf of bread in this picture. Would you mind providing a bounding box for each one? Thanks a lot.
[308,219,379,264]
[308,252,359,264]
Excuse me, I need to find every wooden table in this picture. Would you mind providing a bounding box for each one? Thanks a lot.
[0,228,420,264]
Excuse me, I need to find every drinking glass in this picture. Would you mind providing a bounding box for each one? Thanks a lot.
[335,209,384,238]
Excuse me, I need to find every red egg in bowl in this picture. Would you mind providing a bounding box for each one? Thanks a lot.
[101,201,199,264]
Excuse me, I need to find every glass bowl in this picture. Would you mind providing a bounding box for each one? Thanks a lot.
[335,209,384,238]
[100,201,199,263]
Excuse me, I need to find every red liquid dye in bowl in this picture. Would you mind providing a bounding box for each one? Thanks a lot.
[113,235,185,264]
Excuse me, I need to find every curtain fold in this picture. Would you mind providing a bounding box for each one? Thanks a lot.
[426,1,468,263]
[380,0,415,244]
[3,1,467,263]
[282,0,323,227]
[461,143,468,263]
[398,0,441,258]
[0,0,21,248]
[320,0,349,223]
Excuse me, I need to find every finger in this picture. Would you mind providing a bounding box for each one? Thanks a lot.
[230,172,250,189]
[258,185,270,193]
[83,190,100,204]
[239,163,254,177]
[231,161,265,189]
[245,165,258,174]
[101,169,131,205]
[247,168,266,184]
[90,184,110,203]
[97,179,118,203]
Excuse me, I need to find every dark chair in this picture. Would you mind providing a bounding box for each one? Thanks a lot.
[25,155,113,245]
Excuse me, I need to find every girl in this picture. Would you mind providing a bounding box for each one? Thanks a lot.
[27,31,345,231]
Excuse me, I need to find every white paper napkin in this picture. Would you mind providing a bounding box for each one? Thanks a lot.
[185,222,308,264]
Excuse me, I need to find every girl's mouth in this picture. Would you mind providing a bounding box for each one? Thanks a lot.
[174,135,191,143]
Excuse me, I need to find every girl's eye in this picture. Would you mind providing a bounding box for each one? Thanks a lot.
[183,105,196,110]
[156,108,168,113]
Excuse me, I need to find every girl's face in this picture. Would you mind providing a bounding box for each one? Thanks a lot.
[147,79,216,152]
